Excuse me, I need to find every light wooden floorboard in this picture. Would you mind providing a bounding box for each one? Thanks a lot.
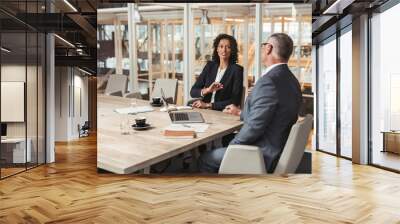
[0,135,400,223]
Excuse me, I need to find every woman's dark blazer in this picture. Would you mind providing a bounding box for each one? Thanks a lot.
[190,61,244,111]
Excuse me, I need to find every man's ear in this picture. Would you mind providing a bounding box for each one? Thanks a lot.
[266,45,273,55]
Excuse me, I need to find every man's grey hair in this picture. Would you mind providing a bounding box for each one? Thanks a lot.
[268,33,294,61]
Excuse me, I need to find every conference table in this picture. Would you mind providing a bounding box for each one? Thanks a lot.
[97,94,243,174]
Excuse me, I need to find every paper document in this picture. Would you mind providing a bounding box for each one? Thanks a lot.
[114,106,154,114]
[164,123,209,133]
[160,106,193,112]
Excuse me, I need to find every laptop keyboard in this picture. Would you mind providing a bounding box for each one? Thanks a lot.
[172,113,189,121]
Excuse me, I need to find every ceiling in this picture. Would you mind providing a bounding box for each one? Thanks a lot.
[0,0,97,74]
[311,0,390,43]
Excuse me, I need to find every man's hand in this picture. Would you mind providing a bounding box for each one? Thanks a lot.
[202,82,224,95]
[223,104,241,116]
[192,100,211,109]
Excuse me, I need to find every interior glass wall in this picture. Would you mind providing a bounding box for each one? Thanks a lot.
[191,4,255,99]
[261,4,312,90]
[317,35,337,154]
[97,3,313,109]
[263,4,313,118]
[0,0,46,179]
[371,3,400,171]
[97,4,184,103]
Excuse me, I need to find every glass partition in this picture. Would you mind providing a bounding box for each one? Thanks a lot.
[191,4,256,97]
[27,31,38,170]
[1,31,27,177]
[0,0,46,179]
[97,4,184,102]
[262,4,312,89]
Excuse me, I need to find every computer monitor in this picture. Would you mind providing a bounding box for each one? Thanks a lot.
[1,123,7,137]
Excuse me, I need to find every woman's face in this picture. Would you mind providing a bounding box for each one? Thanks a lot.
[217,38,232,62]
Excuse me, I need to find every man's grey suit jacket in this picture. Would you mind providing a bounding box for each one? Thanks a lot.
[230,64,302,173]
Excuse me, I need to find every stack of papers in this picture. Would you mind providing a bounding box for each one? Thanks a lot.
[114,106,154,114]
[160,106,193,112]
[164,123,209,133]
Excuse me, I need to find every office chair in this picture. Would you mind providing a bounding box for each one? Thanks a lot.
[152,79,178,104]
[218,114,313,174]
[124,91,142,99]
[104,74,128,95]
[79,121,90,138]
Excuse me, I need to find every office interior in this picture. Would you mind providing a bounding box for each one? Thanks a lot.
[0,0,97,179]
[0,0,400,222]
[97,3,314,174]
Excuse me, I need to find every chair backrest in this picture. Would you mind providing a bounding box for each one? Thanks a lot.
[108,90,123,97]
[274,114,313,175]
[104,74,128,95]
[152,79,178,104]
[124,92,142,99]
[219,145,266,174]
[82,121,90,130]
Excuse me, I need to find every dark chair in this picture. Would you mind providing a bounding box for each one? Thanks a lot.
[79,121,90,138]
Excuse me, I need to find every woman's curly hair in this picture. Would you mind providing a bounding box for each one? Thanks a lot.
[211,33,238,65]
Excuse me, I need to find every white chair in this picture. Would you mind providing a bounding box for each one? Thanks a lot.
[219,145,266,174]
[152,79,178,104]
[274,114,313,174]
[124,92,142,99]
[104,74,127,95]
[218,114,313,175]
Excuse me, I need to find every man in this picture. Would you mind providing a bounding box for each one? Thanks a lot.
[198,33,302,173]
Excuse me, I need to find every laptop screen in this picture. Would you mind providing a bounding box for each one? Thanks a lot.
[160,88,169,108]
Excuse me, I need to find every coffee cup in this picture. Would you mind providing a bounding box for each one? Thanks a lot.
[135,117,147,127]
[152,97,161,105]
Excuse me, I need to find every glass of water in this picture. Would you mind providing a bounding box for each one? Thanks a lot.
[120,115,130,135]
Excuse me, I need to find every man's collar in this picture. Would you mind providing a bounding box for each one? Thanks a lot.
[261,63,287,77]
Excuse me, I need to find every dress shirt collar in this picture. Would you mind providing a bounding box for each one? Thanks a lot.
[261,63,287,77]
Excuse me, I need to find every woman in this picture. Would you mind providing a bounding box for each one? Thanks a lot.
[190,34,243,111]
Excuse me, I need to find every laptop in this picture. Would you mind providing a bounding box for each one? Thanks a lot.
[161,88,205,124]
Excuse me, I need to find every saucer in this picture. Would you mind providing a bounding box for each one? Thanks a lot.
[150,102,164,107]
[132,123,151,130]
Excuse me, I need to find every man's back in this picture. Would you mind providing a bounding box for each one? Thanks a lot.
[231,64,302,172]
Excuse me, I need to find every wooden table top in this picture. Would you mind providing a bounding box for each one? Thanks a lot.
[97,94,243,174]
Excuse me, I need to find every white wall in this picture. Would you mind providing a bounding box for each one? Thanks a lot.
[55,67,89,141]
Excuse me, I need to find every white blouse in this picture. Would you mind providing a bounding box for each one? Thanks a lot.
[211,67,227,103]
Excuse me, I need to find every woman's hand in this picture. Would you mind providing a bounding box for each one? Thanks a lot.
[202,82,224,95]
[192,100,212,109]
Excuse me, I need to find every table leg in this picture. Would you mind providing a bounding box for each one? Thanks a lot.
[143,167,150,174]
[382,133,386,153]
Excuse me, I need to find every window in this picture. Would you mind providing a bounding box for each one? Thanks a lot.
[317,36,337,154]
[339,28,352,158]
[370,3,400,171]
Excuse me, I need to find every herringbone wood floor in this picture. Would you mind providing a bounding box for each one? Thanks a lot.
[1,135,400,223]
